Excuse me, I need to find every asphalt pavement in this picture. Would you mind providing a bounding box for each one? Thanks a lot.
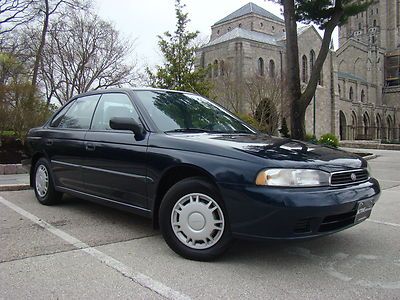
[0,149,399,299]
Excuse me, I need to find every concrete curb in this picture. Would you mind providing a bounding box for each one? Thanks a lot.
[364,154,378,161]
[0,184,31,192]
[0,164,28,175]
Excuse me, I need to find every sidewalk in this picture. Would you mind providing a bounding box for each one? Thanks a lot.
[0,173,30,191]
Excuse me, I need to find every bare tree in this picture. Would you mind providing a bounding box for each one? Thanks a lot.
[41,10,138,104]
[244,75,287,134]
[0,0,34,35]
[209,62,243,113]
[30,0,90,87]
[210,61,287,135]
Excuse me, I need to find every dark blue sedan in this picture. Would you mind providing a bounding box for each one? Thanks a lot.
[24,88,380,260]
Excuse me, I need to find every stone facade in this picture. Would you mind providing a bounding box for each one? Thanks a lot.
[197,1,400,141]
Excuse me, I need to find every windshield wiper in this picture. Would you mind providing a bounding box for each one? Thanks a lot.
[165,128,223,133]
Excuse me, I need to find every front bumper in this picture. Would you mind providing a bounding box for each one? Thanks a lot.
[219,178,380,240]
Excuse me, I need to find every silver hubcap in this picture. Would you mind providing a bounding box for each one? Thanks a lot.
[35,165,49,198]
[171,193,225,250]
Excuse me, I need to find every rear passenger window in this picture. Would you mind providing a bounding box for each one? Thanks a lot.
[91,93,140,131]
[58,95,100,129]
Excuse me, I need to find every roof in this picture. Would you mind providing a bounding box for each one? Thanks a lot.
[213,2,284,26]
[336,71,368,83]
[205,27,281,47]
[276,25,317,41]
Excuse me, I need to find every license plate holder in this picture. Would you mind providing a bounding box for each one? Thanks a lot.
[355,199,374,223]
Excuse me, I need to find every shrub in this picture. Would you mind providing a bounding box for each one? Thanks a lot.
[318,133,339,148]
[305,133,317,143]
[236,113,267,132]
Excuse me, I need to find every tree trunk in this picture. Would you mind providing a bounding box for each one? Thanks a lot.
[282,0,302,140]
[31,0,49,88]
[283,0,344,141]
[298,8,344,111]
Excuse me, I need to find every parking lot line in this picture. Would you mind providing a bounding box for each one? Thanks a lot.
[367,219,400,228]
[0,196,191,300]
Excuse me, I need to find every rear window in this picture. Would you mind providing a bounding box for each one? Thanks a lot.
[57,95,100,129]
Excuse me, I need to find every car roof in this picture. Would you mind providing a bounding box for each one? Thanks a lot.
[72,87,194,99]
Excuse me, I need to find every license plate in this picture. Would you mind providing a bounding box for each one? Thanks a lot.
[355,199,374,223]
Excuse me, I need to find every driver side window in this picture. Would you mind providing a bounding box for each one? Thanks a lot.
[91,93,140,131]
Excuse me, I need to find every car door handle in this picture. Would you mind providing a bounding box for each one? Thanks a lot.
[86,143,96,151]
[45,139,53,146]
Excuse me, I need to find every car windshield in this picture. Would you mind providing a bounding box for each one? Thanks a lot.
[134,90,255,134]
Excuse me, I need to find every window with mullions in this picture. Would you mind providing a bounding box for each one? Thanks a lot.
[385,53,400,87]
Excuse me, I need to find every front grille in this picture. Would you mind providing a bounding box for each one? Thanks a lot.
[319,210,356,232]
[294,218,312,233]
[330,169,369,186]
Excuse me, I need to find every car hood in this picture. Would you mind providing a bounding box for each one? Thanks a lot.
[154,133,366,172]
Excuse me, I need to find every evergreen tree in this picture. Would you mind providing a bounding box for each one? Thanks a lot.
[147,0,211,96]
[280,0,372,140]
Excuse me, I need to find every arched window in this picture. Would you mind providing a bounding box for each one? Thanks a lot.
[387,116,393,140]
[269,59,275,78]
[339,111,347,140]
[338,84,341,97]
[363,112,370,138]
[213,60,219,77]
[207,63,212,78]
[373,19,377,27]
[309,50,315,71]
[349,86,354,100]
[238,23,242,28]
[220,60,225,76]
[319,69,323,86]
[376,114,382,139]
[358,23,362,30]
[301,55,308,83]
[361,89,365,102]
[258,57,264,76]
[351,111,357,140]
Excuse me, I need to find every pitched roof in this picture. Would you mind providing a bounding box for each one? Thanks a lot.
[275,25,318,41]
[205,27,281,47]
[213,2,284,26]
[336,71,368,83]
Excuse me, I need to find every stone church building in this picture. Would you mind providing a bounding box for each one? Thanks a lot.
[196,1,400,141]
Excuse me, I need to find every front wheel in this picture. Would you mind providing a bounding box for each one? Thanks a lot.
[159,177,232,261]
[33,158,63,205]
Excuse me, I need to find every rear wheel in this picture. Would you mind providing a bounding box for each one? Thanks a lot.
[33,158,62,205]
[159,177,232,261]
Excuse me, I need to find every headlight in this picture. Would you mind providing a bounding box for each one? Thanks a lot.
[255,169,330,187]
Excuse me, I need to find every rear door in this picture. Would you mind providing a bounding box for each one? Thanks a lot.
[82,92,148,208]
[46,95,100,191]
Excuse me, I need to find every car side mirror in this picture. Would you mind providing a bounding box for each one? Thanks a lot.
[109,117,146,141]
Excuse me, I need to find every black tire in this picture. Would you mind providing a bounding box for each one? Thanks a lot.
[33,158,63,205]
[159,177,232,261]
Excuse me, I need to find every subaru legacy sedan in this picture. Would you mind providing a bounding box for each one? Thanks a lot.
[24,88,380,260]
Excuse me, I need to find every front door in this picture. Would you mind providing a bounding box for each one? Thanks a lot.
[82,92,148,208]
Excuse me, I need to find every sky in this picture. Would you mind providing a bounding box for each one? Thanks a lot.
[95,0,338,69]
